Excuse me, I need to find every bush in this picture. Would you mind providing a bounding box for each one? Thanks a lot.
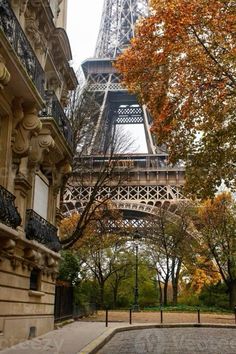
[199,282,229,309]
[178,293,200,306]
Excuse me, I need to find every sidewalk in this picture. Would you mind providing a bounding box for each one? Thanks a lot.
[0,321,118,354]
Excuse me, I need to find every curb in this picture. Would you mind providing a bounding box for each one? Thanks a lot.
[77,323,236,354]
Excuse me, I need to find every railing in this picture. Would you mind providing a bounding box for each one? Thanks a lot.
[75,154,185,171]
[40,91,73,148]
[0,0,45,98]
[73,303,97,319]
[0,185,21,229]
[25,209,61,252]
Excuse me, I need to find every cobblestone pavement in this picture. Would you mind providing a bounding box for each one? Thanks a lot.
[96,328,236,354]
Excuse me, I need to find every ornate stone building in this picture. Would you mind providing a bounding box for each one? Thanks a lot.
[0,0,77,348]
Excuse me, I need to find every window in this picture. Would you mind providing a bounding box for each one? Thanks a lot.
[30,268,41,291]
[33,174,49,219]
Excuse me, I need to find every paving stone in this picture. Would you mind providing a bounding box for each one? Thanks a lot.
[96,328,236,354]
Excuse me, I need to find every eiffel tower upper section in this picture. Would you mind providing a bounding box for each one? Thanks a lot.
[95,0,148,59]
[81,0,158,155]
[64,0,185,217]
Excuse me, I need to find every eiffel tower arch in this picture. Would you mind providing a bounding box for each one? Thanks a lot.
[63,0,185,227]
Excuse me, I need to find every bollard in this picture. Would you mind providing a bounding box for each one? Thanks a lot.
[234,306,236,325]
[129,308,132,325]
[160,309,163,324]
[105,308,108,327]
[197,307,200,324]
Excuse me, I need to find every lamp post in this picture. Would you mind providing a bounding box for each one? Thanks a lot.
[133,230,140,312]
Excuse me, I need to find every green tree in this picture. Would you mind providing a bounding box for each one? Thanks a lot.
[58,250,83,285]
[77,233,129,308]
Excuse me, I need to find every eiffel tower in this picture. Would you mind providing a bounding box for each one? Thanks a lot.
[63,0,185,227]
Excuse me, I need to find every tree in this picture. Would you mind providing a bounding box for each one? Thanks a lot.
[66,83,101,157]
[107,251,133,308]
[197,192,236,308]
[116,0,236,198]
[61,126,135,249]
[77,232,130,308]
[179,255,221,306]
[146,202,194,305]
[58,250,83,286]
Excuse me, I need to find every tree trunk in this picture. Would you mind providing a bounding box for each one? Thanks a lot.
[172,259,182,306]
[163,279,168,306]
[113,282,119,308]
[157,278,163,305]
[99,282,105,309]
[229,279,236,309]
[172,283,178,306]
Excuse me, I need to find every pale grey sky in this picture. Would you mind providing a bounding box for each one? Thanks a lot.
[67,0,104,69]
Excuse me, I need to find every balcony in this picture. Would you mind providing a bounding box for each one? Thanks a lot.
[40,90,73,148]
[0,185,21,229]
[25,209,61,252]
[0,0,45,98]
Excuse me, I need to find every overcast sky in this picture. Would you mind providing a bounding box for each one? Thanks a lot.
[67,0,104,69]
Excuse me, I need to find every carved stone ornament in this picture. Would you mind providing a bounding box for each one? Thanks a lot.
[57,0,63,17]
[24,248,42,262]
[0,55,11,88]
[10,258,20,270]
[47,76,60,92]
[52,161,72,194]
[29,132,55,165]
[46,255,55,267]
[10,0,29,15]
[20,0,29,15]
[60,88,69,107]
[2,239,16,254]
[25,6,46,53]
[12,99,42,157]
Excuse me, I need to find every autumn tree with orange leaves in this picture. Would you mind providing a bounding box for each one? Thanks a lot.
[116,0,236,198]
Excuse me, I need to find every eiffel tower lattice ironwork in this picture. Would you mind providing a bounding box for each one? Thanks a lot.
[63,0,185,226]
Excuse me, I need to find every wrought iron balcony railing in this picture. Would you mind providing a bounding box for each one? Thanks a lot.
[40,91,73,148]
[0,185,21,229]
[0,0,45,98]
[25,209,61,252]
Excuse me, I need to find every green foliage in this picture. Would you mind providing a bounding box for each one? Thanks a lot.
[143,304,231,313]
[178,293,200,307]
[73,280,99,306]
[104,259,159,309]
[58,250,82,285]
[199,282,229,309]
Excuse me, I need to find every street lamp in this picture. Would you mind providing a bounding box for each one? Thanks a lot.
[133,230,141,312]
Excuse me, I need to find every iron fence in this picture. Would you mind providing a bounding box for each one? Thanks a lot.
[0,185,21,229]
[0,0,45,98]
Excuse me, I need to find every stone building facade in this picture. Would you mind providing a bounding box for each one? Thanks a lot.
[0,0,77,349]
